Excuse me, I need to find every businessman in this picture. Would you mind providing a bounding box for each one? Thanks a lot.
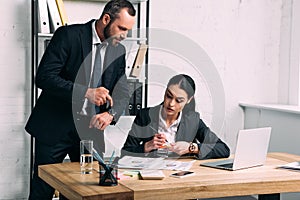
[25,0,136,199]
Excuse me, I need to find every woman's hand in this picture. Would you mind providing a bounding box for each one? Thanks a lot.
[144,133,167,153]
[170,141,190,155]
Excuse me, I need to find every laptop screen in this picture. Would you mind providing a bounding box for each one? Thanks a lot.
[233,127,271,170]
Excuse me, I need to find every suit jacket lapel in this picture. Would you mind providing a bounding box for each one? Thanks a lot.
[176,112,199,142]
[80,20,94,84]
[149,106,160,131]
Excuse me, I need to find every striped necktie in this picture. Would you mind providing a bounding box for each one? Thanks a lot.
[91,43,102,88]
[83,43,103,116]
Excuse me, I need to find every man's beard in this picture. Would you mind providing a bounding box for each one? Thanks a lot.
[103,21,114,45]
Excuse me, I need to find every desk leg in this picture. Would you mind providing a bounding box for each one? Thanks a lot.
[258,193,280,200]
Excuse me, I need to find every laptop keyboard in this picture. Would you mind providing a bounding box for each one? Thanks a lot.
[218,163,233,168]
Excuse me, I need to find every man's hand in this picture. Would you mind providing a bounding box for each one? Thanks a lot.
[85,87,113,107]
[89,112,113,130]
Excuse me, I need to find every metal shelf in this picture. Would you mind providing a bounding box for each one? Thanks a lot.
[65,0,148,3]
[37,33,147,42]
[37,33,53,38]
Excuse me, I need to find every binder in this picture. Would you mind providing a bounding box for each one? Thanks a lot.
[37,0,50,33]
[125,42,139,77]
[47,0,62,32]
[126,80,136,115]
[126,79,142,116]
[135,82,143,112]
[55,0,68,26]
[129,44,148,78]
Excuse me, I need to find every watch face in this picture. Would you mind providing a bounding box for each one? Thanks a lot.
[189,143,196,152]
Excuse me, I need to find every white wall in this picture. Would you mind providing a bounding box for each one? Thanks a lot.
[148,0,282,150]
[279,0,300,105]
[0,0,289,199]
[64,0,283,152]
[0,0,31,199]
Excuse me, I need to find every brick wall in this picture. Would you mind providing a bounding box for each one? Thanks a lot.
[0,0,31,199]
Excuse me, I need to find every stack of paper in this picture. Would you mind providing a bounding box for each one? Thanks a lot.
[139,170,165,180]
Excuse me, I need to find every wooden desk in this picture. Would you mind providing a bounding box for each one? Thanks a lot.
[39,153,300,200]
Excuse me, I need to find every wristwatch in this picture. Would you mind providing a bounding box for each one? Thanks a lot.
[108,109,117,125]
[189,142,196,153]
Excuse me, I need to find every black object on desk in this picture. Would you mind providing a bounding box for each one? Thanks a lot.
[99,157,119,186]
[92,148,118,186]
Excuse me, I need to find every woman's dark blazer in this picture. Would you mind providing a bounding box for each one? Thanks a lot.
[25,20,129,145]
[121,105,230,159]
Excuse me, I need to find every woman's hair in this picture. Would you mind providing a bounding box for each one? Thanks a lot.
[167,74,196,113]
[100,0,136,22]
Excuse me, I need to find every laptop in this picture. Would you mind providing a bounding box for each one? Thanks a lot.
[200,127,272,171]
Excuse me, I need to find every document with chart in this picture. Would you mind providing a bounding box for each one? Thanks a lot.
[118,156,194,171]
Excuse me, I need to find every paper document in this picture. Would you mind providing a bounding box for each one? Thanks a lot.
[118,156,195,171]
[118,156,165,169]
[163,160,195,171]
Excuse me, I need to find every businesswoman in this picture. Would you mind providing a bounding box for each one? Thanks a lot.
[121,74,230,159]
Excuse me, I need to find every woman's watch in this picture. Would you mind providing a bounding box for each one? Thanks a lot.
[189,142,196,153]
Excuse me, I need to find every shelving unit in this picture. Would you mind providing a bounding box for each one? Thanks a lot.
[32,0,149,112]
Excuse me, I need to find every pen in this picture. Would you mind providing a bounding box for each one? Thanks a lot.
[92,148,114,177]
[92,148,105,165]
[112,156,120,166]
[109,150,115,165]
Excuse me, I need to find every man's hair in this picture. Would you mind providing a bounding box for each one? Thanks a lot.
[100,0,136,22]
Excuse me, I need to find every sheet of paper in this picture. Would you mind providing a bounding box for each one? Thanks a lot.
[118,156,195,171]
[118,156,165,169]
[163,160,196,171]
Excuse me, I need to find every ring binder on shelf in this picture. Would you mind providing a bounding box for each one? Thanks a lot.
[129,44,148,78]
[55,0,68,26]
[38,0,50,34]
[126,79,143,116]
[47,0,62,32]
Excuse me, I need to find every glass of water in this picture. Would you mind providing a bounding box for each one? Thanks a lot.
[80,140,93,174]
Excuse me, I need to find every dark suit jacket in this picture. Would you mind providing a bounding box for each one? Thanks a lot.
[25,20,129,145]
[121,105,230,159]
